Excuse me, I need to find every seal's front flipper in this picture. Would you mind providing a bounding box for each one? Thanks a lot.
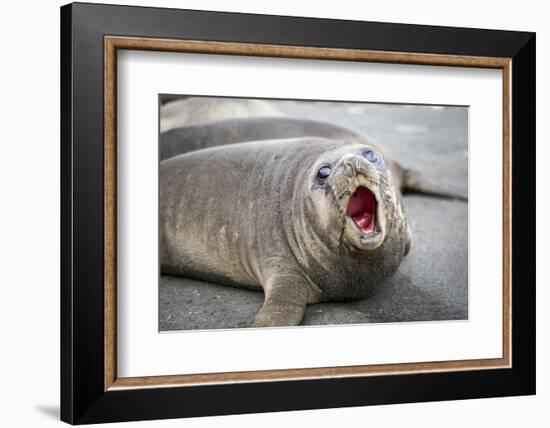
[251,274,314,328]
[402,168,468,201]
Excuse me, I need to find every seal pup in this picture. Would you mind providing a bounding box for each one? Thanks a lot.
[161,137,411,327]
[160,97,284,132]
[161,117,467,200]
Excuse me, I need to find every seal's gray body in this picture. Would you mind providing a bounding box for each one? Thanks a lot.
[161,137,410,326]
[161,117,360,160]
[160,97,284,132]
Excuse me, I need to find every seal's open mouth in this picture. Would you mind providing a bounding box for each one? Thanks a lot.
[347,186,377,234]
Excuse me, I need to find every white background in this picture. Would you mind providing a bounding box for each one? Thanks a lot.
[0,0,546,427]
[118,51,503,377]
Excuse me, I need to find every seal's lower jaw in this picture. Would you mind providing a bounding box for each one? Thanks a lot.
[345,186,385,250]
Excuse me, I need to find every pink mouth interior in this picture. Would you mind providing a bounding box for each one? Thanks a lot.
[347,186,376,234]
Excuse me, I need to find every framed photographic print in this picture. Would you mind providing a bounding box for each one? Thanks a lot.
[60,2,536,424]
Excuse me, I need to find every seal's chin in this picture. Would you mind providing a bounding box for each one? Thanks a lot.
[344,185,384,250]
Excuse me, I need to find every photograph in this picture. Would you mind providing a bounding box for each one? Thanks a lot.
[159,95,469,331]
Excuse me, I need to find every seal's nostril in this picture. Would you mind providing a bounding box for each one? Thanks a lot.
[344,162,355,177]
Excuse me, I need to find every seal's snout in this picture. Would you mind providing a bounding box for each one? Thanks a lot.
[343,157,364,177]
[347,187,376,234]
[327,153,387,250]
[341,156,380,235]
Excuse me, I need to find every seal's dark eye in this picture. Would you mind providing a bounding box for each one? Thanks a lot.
[317,166,331,180]
[363,149,379,163]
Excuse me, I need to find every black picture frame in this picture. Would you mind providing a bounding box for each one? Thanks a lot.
[61,2,535,424]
